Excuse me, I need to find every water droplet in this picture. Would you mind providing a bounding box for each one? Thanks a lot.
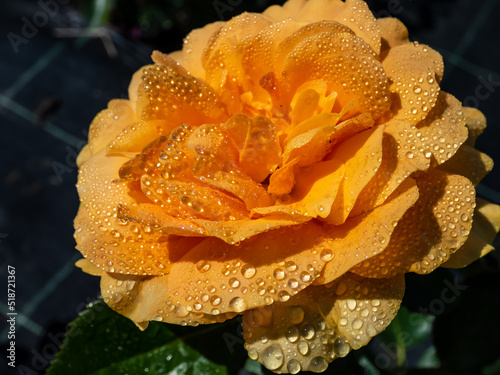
[352,319,363,330]
[286,306,305,324]
[241,264,256,279]
[229,297,247,312]
[334,337,350,357]
[285,261,297,272]
[339,317,348,326]
[297,341,309,355]
[248,348,258,360]
[335,281,348,295]
[320,249,333,262]
[210,295,221,306]
[261,345,284,371]
[286,325,299,343]
[406,151,414,159]
[196,260,211,273]
[174,305,189,318]
[308,356,328,373]
[301,324,315,340]
[288,279,299,289]
[347,299,357,311]
[278,290,290,302]
[300,271,311,283]
[287,359,302,374]
[229,278,240,288]
[273,268,286,280]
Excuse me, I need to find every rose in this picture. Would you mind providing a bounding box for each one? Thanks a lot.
[74,0,500,373]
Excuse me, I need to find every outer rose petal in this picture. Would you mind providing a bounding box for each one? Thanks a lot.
[378,17,409,52]
[178,21,225,79]
[296,0,382,55]
[86,99,137,158]
[124,222,337,319]
[74,149,198,275]
[324,125,385,224]
[437,144,493,185]
[352,170,475,278]
[443,198,500,268]
[242,273,404,373]
[315,178,419,285]
[383,42,441,124]
[463,106,487,146]
[351,119,431,215]
[99,271,234,327]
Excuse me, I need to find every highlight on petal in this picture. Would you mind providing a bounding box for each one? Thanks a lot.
[443,198,500,268]
[242,272,404,373]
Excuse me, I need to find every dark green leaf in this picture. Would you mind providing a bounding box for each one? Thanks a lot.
[47,299,245,375]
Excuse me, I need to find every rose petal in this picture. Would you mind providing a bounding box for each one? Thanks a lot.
[324,125,385,224]
[223,114,282,182]
[383,42,442,124]
[141,222,336,317]
[378,17,409,52]
[280,30,389,119]
[463,106,487,146]
[178,21,225,78]
[75,258,104,276]
[351,119,431,216]
[352,170,475,278]
[297,0,382,55]
[242,272,404,373]
[136,64,228,124]
[252,159,345,218]
[442,198,500,268]
[100,271,234,327]
[283,113,375,167]
[416,91,467,165]
[316,177,419,284]
[437,144,493,185]
[86,99,136,158]
[191,215,309,245]
[74,149,196,275]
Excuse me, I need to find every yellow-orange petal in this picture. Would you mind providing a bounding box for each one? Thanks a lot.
[252,159,345,218]
[442,198,500,268]
[74,149,193,275]
[146,222,336,316]
[280,31,389,120]
[315,178,419,285]
[100,272,235,326]
[297,0,382,55]
[463,106,487,146]
[136,64,228,125]
[352,170,475,278]
[242,272,404,373]
[378,17,409,53]
[383,42,441,124]
[351,119,431,216]
[324,125,385,225]
[75,258,104,276]
[283,112,374,167]
[199,172,274,210]
[191,214,309,245]
[223,115,282,182]
[437,144,493,185]
[416,91,467,165]
[87,99,136,157]
[178,21,224,78]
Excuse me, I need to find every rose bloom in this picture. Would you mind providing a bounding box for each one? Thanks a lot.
[74,0,500,373]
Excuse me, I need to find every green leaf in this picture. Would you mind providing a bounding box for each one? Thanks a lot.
[47,299,246,375]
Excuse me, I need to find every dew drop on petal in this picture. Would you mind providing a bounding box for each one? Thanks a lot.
[261,344,284,371]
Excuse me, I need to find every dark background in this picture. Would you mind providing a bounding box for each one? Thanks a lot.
[1,0,499,374]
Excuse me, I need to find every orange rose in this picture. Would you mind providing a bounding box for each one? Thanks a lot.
[74,0,500,373]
